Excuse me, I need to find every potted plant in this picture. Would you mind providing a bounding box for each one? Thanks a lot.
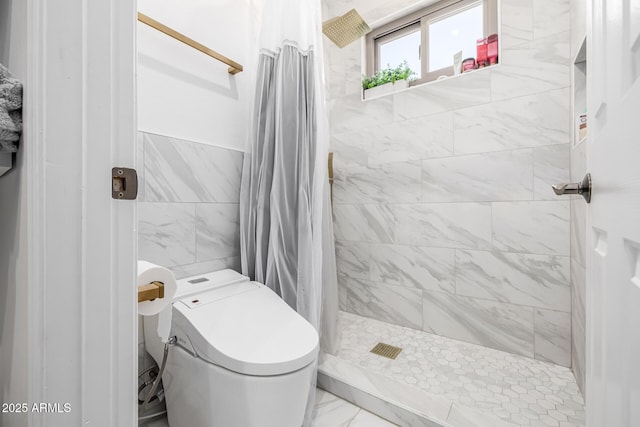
[362,61,416,100]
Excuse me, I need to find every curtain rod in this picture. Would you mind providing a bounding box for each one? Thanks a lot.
[137,12,244,75]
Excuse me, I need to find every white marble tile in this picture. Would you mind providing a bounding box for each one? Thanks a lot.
[570,198,587,266]
[346,277,423,329]
[138,202,196,267]
[491,33,571,101]
[350,410,398,426]
[195,203,240,262]
[312,389,360,427]
[139,415,169,427]
[339,278,348,311]
[500,0,534,49]
[318,353,451,427]
[533,0,571,40]
[447,403,518,427]
[492,201,570,256]
[330,92,394,135]
[336,241,370,280]
[331,130,373,169]
[534,144,571,200]
[334,161,422,204]
[455,250,570,311]
[570,258,586,393]
[137,131,146,202]
[333,204,395,243]
[367,112,454,165]
[369,244,455,293]
[570,136,587,182]
[394,203,492,249]
[422,291,535,357]
[534,309,571,367]
[393,70,492,121]
[453,89,571,154]
[422,150,534,202]
[143,133,243,203]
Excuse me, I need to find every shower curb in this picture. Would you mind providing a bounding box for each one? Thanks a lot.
[317,353,517,427]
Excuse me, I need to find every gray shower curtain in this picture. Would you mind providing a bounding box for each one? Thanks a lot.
[239,40,339,426]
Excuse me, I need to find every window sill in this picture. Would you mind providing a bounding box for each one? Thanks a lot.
[361,62,499,102]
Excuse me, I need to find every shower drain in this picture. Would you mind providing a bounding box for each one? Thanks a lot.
[370,342,403,360]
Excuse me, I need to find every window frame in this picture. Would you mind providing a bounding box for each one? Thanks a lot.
[366,0,498,86]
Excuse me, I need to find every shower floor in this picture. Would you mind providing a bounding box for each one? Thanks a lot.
[318,311,585,427]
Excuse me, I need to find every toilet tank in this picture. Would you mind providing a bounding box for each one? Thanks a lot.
[142,269,249,365]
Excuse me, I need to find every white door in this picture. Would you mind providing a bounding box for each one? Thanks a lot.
[586,1,640,426]
[26,1,137,426]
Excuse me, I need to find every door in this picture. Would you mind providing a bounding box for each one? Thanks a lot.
[586,1,640,426]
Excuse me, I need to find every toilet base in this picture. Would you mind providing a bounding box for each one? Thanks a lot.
[163,345,316,427]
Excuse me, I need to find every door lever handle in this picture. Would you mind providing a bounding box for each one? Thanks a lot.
[551,173,591,203]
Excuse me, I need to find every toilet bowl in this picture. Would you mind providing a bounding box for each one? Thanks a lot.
[143,269,319,427]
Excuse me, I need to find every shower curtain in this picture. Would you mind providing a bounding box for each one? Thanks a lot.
[239,0,339,425]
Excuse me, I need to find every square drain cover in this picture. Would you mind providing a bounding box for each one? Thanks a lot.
[370,342,402,360]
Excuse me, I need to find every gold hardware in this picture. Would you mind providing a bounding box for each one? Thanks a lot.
[370,342,402,359]
[322,9,371,48]
[137,12,243,75]
[138,281,165,303]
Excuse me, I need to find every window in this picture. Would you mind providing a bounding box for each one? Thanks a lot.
[366,0,498,84]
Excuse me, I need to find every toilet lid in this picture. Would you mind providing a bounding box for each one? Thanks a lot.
[171,282,319,376]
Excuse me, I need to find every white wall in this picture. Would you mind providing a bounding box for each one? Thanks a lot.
[0,0,28,425]
[137,0,252,151]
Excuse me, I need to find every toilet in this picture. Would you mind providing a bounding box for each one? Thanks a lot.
[143,269,319,427]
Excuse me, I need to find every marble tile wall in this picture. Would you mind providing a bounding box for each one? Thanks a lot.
[325,0,573,366]
[137,132,244,368]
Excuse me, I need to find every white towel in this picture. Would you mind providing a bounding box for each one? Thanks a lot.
[0,63,23,153]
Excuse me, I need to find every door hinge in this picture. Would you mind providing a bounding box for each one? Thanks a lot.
[112,167,138,200]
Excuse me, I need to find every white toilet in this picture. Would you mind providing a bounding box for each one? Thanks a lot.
[143,269,319,427]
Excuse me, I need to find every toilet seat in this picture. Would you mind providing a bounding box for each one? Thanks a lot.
[170,279,319,376]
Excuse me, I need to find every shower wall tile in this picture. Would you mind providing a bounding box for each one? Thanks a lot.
[394,203,492,249]
[325,0,572,364]
[492,201,570,256]
[143,132,243,203]
[330,93,394,135]
[333,204,395,243]
[533,144,571,200]
[369,244,455,293]
[455,250,570,312]
[533,0,571,40]
[195,203,240,261]
[422,150,534,202]
[346,277,423,329]
[422,291,535,357]
[571,258,586,392]
[491,32,571,101]
[367,112,454,165]
[571,198,587,266]
[334,161,422,204]
[335,241,370,280]
[393,70,492,121]
[534,308,571,367]
[453,88,571,155]
[138,202,196,268]
[500,0,534,49]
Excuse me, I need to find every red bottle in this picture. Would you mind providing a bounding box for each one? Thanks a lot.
[476,37,487,68]
[487,34,498,65]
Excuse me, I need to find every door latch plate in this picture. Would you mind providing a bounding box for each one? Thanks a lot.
[112,167,138,200]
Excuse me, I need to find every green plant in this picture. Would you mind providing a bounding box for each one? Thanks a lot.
[362,61,417,90]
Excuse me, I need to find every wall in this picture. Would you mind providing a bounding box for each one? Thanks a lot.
[136,0,251,372]
[137,0,251,151]
[326,0,573,366]
[569,0,587,394]
[0,0,28,425]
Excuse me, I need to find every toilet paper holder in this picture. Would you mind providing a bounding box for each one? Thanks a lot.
[138,281,165,303]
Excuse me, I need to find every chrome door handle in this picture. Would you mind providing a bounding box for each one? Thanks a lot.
[552,173,591,203]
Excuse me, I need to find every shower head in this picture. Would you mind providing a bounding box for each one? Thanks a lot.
[322,9,371,48]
